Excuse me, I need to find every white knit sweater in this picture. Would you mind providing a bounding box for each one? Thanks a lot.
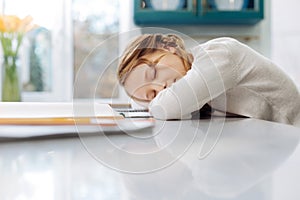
[149,37,300,127]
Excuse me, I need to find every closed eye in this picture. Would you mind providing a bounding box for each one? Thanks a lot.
[152,67,157,80]
[146,66,157,81]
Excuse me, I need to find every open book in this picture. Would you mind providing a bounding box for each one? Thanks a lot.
[0,102,123,125]
[0,102,154,138]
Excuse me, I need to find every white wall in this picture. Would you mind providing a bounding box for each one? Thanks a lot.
[271,0,300,88]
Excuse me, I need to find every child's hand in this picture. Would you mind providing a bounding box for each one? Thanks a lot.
[148,72,200,120]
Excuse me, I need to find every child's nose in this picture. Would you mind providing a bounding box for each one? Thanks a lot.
[149,83,166,97]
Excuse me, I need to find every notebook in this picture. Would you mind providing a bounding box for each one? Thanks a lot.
[115,108,153,118]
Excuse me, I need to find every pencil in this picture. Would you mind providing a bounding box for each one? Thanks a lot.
[0,117,122,126]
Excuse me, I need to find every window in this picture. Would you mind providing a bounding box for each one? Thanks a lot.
[72,0,120,99]
[1,0,73,101]
[1,0,132,102]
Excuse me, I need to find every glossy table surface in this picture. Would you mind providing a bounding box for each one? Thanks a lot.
[0,118,300,200]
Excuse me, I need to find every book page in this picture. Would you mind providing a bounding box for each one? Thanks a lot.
[0,102,121,119]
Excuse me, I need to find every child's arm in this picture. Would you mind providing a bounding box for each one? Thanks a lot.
[149,38,237,120]
[149,37,300,126]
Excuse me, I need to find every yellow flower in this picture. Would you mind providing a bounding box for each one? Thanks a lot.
[0,15,36,57]
[0,15,35,33]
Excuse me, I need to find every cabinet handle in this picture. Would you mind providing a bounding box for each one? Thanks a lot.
[193,0,197,15]
[200,0,207,16]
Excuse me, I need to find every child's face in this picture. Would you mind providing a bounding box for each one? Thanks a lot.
[124,50,187,106]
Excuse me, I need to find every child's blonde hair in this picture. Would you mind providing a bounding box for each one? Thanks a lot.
[117,33,193,85]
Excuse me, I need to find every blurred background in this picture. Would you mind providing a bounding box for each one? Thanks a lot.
[0,0,299,102]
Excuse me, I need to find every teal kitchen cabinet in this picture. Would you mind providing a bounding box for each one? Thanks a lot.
[134,0,264,25]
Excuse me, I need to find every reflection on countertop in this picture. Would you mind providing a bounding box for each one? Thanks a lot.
[0,118,300,200]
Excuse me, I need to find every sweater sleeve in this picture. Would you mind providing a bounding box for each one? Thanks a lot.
[149,38,238,120]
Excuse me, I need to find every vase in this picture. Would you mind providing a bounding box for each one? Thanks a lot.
[1,56,22,102]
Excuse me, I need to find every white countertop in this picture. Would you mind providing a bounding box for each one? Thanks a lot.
[0,118,300,199]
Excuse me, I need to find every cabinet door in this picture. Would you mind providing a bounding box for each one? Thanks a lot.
[134,0,264,25]
[200,0,264,24]
[134,0,197,25]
